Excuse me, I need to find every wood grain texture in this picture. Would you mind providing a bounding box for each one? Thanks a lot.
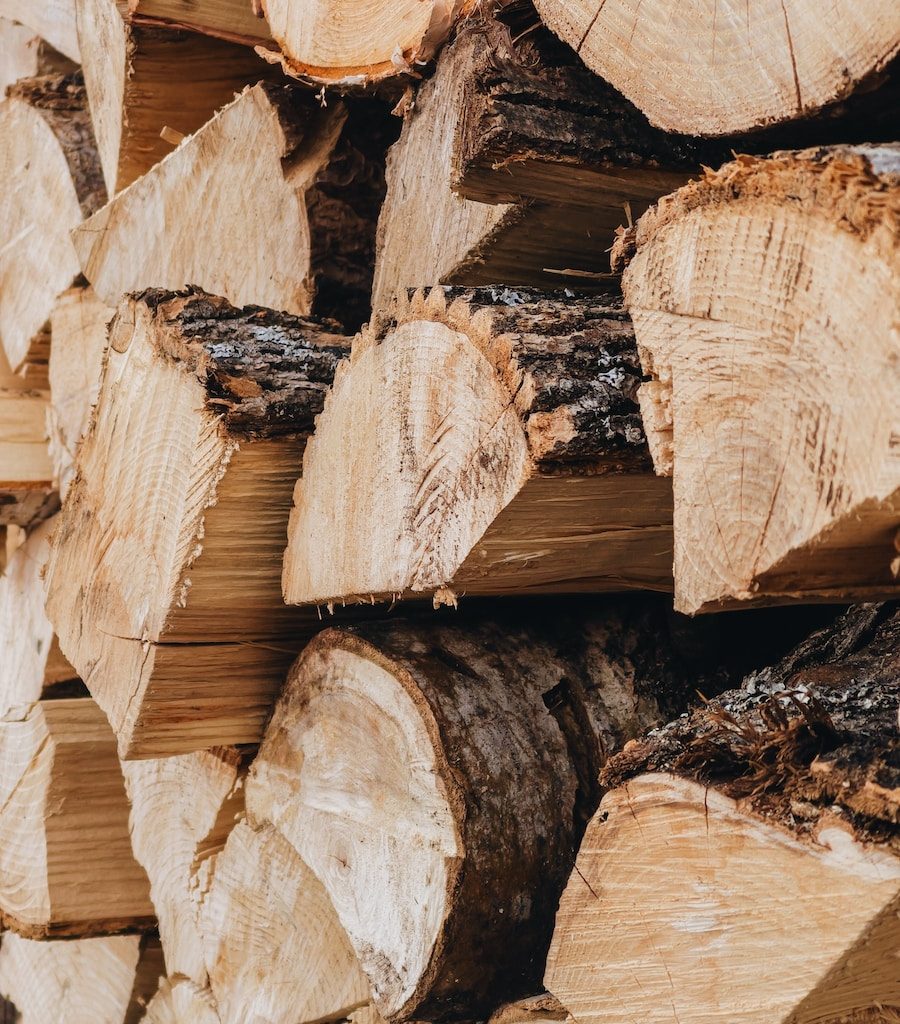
[0,374,56,529]
[284,287,672,607]
[0,0,81,61]
[620,145,900,613]
[533,0,900,135]
[45,289,350,757]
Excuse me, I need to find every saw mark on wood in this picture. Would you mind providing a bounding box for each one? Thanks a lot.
[575,0,608,53]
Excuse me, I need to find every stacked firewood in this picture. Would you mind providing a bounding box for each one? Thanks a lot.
[0,1,897,1022]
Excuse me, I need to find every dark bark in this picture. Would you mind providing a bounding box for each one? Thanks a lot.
[601,603,900,847]
[8,73,107,216]
[132,288,350,439]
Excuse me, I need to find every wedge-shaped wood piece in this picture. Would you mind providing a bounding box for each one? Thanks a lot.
[257,0,470,85]
[247,603,723,1020]
[0,0,81,61]
[0,517,77,717]
[488,995,571,1024]
[141,979,221,1024]
[0,375,57,528]
[200,820,373,1024]
[122,0,271,46]
[534,0,900,136]
[46,289,349,757]
[0,74,105,375]
[123,747,243,984]
[48,286,113,499]
[284,287,671,606]
[76,0,274,194]
[619,145,900,614]
[0,932,163,1024]
[372,33,617,308]
[0,697,153,936]
[547,604,900,1024]
[72,84,383,326]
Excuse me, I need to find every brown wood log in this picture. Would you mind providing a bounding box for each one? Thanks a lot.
[488,995,571,1024]
[122,748,243,984]
[0,73,105,374]
[0,374,57,529]
[533,0,900,136]
[119,0,271,46]
[75,0,275,194]
[72,85,390,330]
[0,19,76,93]
[45,288,350,757]
[546,603,900,1024]
[47,286,113,499]
[256,0,471,86]
[198,819,375,1024]
[0,932,163,1024]
[372,30,621,307]
[246,601,745,1020]
[0,0,81,62]
[0,517,77,717]
[283,287,671,607]
[0,697,154,937]
[616,145,900,614]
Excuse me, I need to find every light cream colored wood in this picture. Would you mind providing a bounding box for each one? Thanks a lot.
[0,91,82,373]
[533,0,900,135]
[48,286,113,499]
[545,773,900,1024]
[76,0,273,194]
[0,0,80,61]
[371,32,524,313]
[0,517,76,718]
[123,748,242,984]
[0,375,55,528]
[258,0,470,84]
[621,145,900,613]
[199,820,372,1024]
[284,288,672,607]
[0,19,41,91]
[45,291,343,757]
[0,698,153,937]
[73,83,344,314]
[0,933,163,1024]
[141,979,221,1024]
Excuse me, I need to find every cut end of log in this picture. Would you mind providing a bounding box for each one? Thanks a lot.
[284,286,671,607]
[623,145,900,613]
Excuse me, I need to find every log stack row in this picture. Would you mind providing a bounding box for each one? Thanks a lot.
[0,1,897,1022]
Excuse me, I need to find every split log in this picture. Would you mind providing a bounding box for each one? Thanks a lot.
[256,0,471,85]
[0,698,154,937]
[546,603,900,1024]
[122,747,244,984]
[0,73,105,374]
[45,288,350,757]
[533,0,900,136]
[283,287,672,607]
[488,995,570,1024]
[371,31,616,307]
[0,0,81,62]
[247,602,733,1020]
[0,375,56,528]
[617,145,900,614]
[120,0,270,46]
[47,286,113,499]
[0,19,76,93]
[76,0,274,194]
[0,517,77,717]
[199,820,373,1024]
[73,85,389,330]
[0,932,163,1024]
[141,979,221,1024]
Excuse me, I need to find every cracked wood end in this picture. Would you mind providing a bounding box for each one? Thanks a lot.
[533,0,900,136]
[45,289,349,758]
[0,698,153,938]
[283,286,672,607]
[622,145,900,613]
